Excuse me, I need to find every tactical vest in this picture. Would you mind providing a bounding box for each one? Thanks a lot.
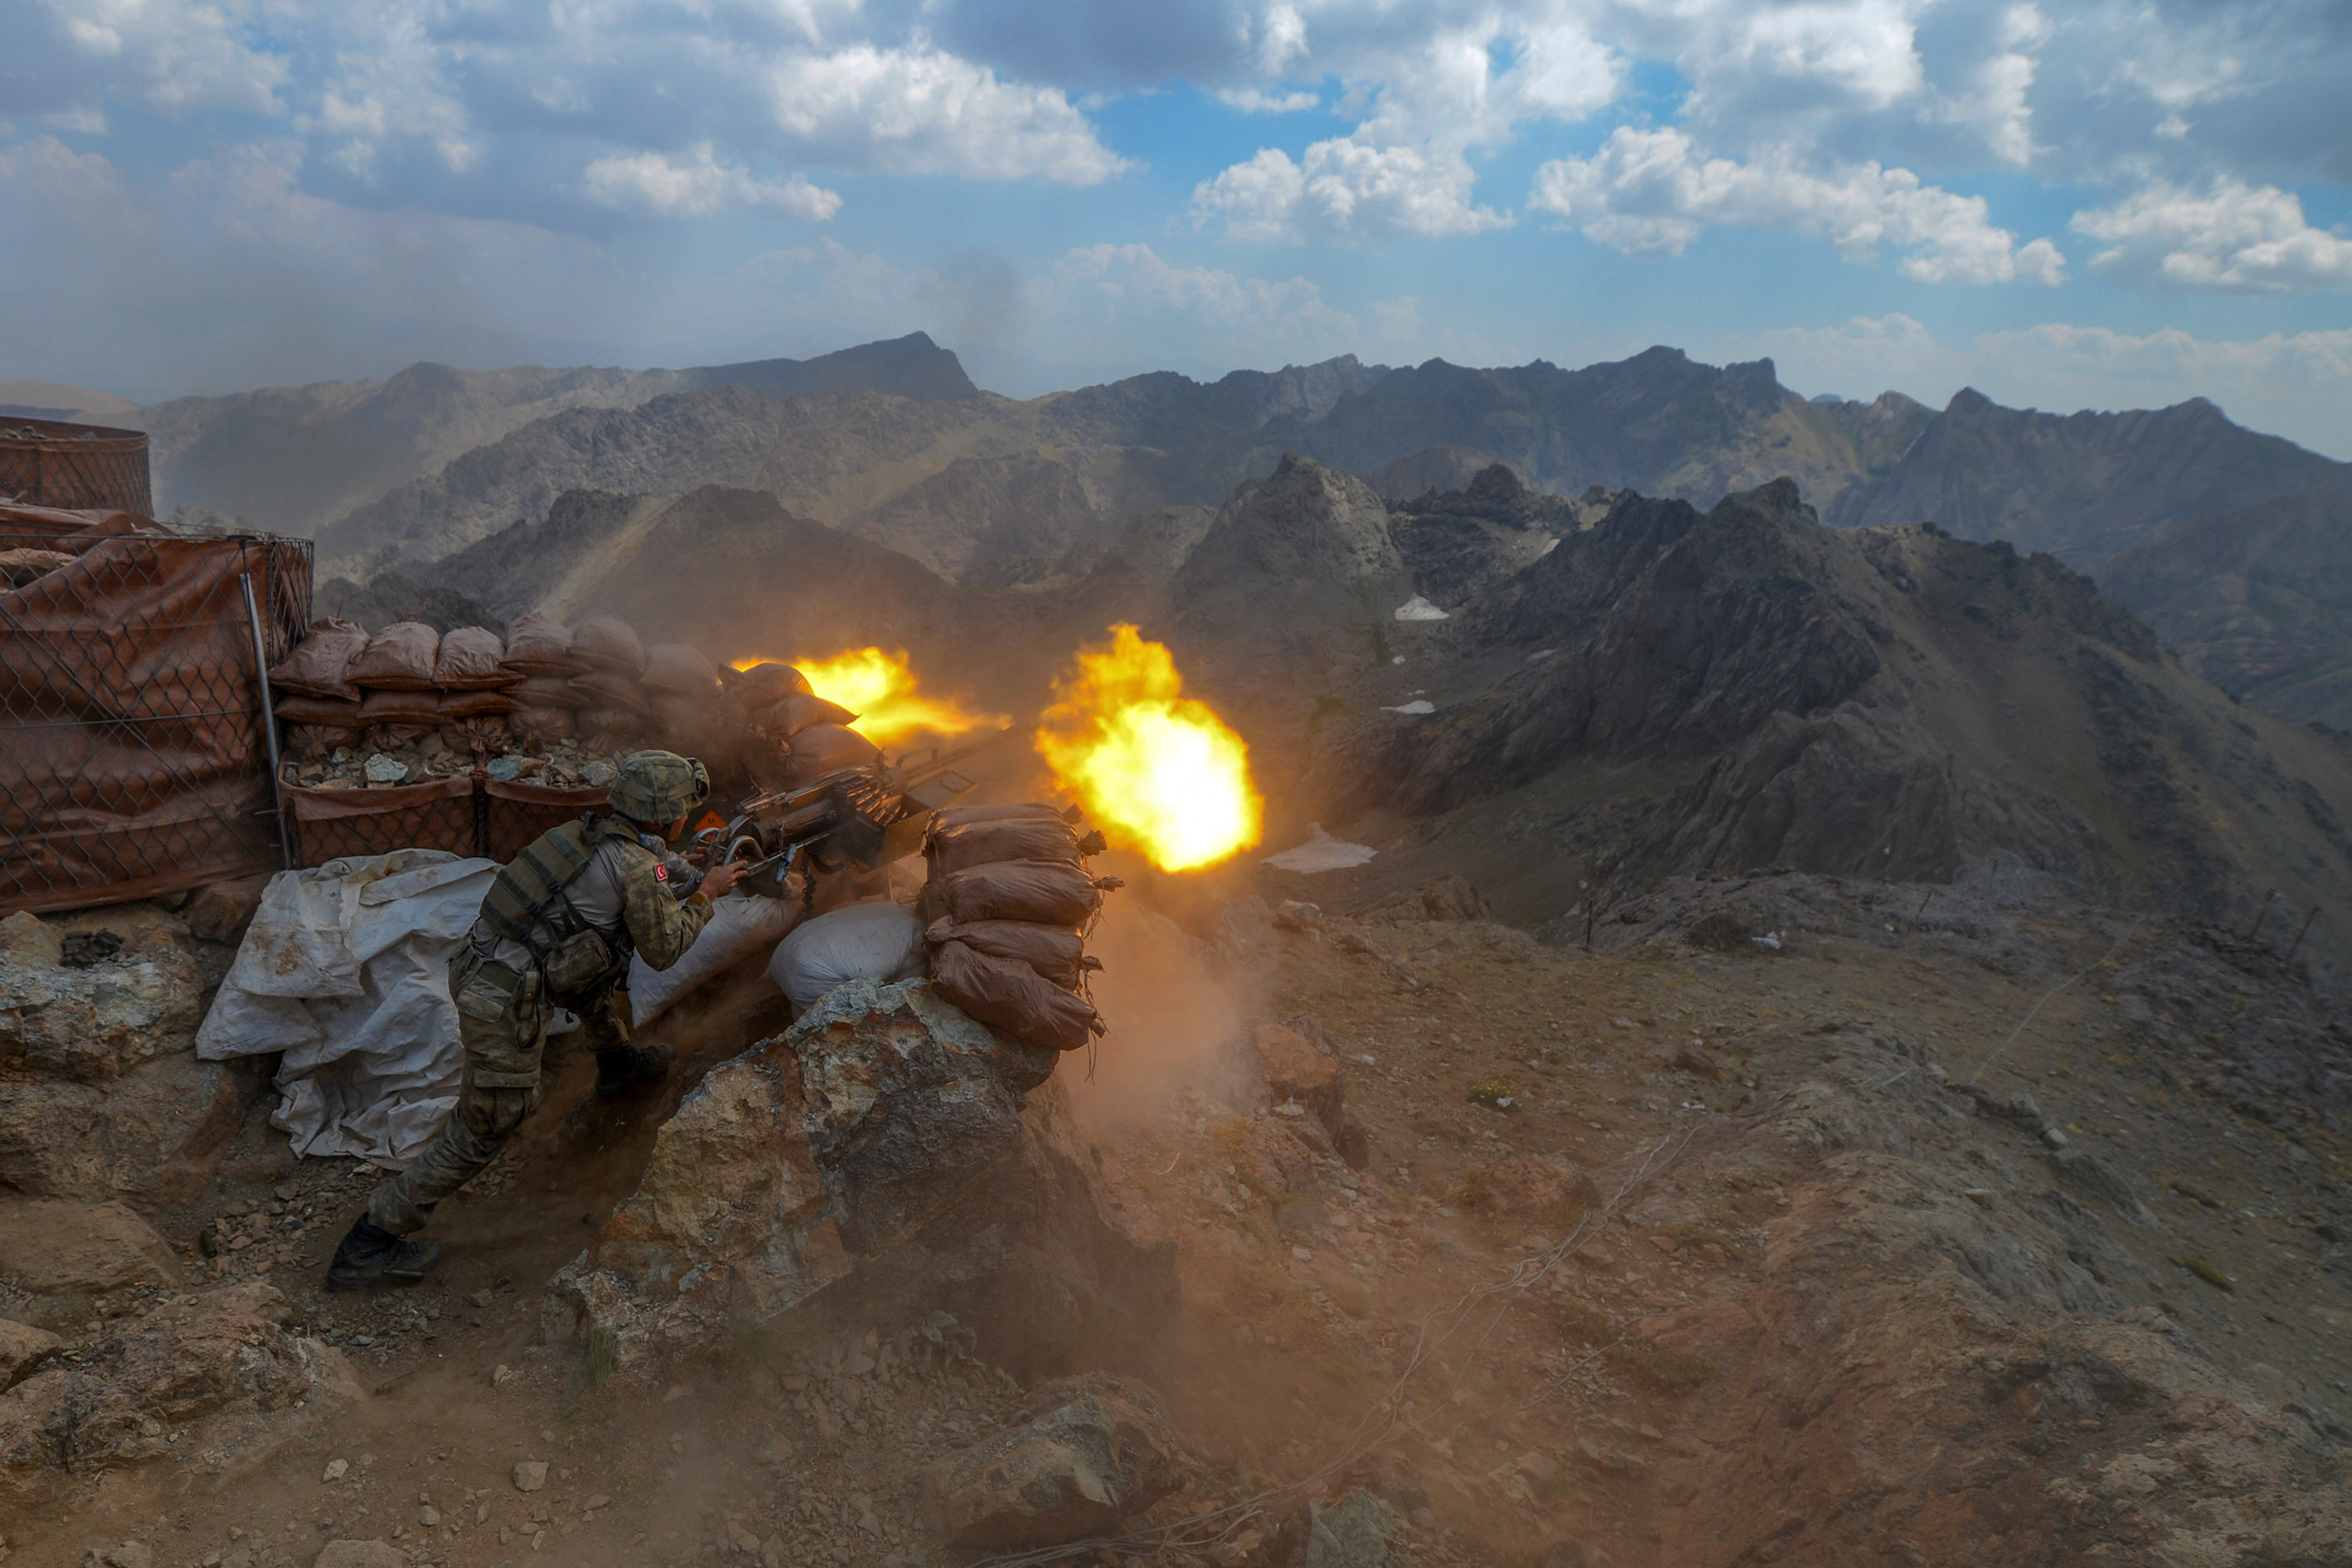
[480,814,646,995]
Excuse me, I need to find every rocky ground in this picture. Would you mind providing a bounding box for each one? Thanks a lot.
[4,870,2350,1568]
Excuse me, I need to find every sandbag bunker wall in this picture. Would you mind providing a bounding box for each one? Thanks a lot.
[918,805,1117,1054]
[267,612,738,864]
[0,503,311,917]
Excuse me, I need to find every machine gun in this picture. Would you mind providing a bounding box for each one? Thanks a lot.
[701,727,1021,900]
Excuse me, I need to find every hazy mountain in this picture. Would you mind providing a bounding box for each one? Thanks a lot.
[2101,488,2352,728]
[132,333,975,538]
[1292,464,2352,941]
[1827,388,2352,567]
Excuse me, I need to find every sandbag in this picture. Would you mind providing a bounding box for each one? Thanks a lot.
[499,612,574,676]
[578,708,648,749]
[570,616,645,676]
[569,668,651,713]
[752,692,859,739]
[640,642,718,695]
[782,723,880,786]
[924,917,1095,991]
[927,816,1103,879]
[441,715,509,755]
[649,692,738,767]
[431,626,513,689]
[438,689,515,718]
[358,689,442,726]
[724,662,811,703]
[929,939,1103,1052]
[510,705,574,747]
[272,694,366,726]
[767,901,927,1012]
[346,621,441,690]
[630,894,796,1026]
[269,617,371,702]
[286,724,361,759]
[512,674,589,709]
[365,723,431,751]
[922,860,1105,928]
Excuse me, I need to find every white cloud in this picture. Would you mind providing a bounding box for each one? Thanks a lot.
[37,0,286,116]
[1755,313,2352,459]
[1216,86,1321,114]
[583,144,840,220]
[1531,126,2064,284]
[763,45,1127,183]
[1194,139,1507,242]
[2071,179,2352,293]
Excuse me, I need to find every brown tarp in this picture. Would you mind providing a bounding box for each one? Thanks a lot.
[484,778,609,863]
[0,504,310,915]
[284,777,478,865]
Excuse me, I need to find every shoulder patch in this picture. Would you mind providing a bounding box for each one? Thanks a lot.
[655,863,669,881]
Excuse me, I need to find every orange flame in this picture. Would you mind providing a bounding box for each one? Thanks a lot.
[728,648,996,747]
[1035,625,1263,873]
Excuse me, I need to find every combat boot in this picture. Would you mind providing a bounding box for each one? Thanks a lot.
[325,1218,443,1291]
[596,1041,673,1098]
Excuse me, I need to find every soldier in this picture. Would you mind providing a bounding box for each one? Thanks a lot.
[325,749,745,1290]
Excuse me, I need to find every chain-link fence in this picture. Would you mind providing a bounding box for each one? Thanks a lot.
[0,514,310,913]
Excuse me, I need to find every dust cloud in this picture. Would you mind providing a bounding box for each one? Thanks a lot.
[1059,895,1263,1138]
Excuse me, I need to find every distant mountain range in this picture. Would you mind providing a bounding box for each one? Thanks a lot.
[39,333,2352,733]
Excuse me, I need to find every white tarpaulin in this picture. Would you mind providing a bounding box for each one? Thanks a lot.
[197,850,497,1166]
[1263,823,1378,873]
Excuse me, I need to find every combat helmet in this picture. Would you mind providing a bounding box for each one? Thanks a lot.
[608,749,709,826]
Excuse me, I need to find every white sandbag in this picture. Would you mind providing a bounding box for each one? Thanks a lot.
[767,901,927,1013]
[197,850,498,1167]
[626,894,796,1027]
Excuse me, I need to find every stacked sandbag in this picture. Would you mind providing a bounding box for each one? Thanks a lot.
[641,643,740,776]
[499,613,578,745]
[267,618,372,757]
[271,617,525,758]
[919,804,1115,1053]
[567,615,650,751]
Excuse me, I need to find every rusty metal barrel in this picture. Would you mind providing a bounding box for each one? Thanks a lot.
[0,416,153,517]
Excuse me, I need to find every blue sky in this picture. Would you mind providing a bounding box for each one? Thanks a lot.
[3,0,2350,455]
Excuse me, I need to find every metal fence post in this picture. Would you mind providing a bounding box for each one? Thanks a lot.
[240,570,295,869]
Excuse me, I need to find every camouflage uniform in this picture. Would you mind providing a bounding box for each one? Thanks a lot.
[363,811,714,1237]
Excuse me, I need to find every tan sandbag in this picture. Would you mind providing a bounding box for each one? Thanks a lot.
[578,708,648,750]
[649,691,738,769]
[357,689,442,725]
[510,705,574,747]
[364,723,431,751]
[568,668,650,713]
[752,692,858,739]
[268,617,371,702]
[927,816,1104,879]
[921,860,1104,928]
[441,715,509,755]
[499,612,573,676]
[512,674,588,709]
[270,694,365,726]
[569,616,645,676]
[722,662,811,703]
[924,917,1095,991]
[438,688,515,718]
[346,621,441,690]
[432,626,514,689]
[640,642,718,695]
[929,939,1103,1052]
[781,723,880,787]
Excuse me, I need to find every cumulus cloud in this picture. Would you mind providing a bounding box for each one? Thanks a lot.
[2071,179,2352,292]
[1216,86,1320,114]
[762,46,1128,183]
[31,0,286,115]
[583,144,840,220]
[1755,312,2352,458]
[1193,140,1506,242]
[1531,126,2065,284]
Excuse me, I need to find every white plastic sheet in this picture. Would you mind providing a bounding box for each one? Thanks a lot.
[627,894,796,1026]
[196,850,497,1167]
[1262,823,1378,873]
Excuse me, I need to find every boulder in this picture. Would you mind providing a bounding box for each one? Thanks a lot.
[917,1374,1186,1548]
[0,1319,61,1390]
[1368,874,1493,923]
[182,877,270,946]
[0,1199,181,1293]
[0,935,205,1082]
[1303,1489,1402,1568]
[0,1050,263,1205]
[547,980,1175,1375]
[1252,1020,1368,1168]
[0,1307,358,1478]
[0,913,61,965]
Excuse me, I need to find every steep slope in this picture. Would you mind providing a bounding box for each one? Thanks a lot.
[846,453,1105,579]
[2100,488,2352,728]
[1298,467,2352,948]
[319,385,1030,572]
[134,333,975,538]
[1829,389,2352,567]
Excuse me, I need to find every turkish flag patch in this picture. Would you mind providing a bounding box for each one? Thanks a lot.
[655,864,669,881]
